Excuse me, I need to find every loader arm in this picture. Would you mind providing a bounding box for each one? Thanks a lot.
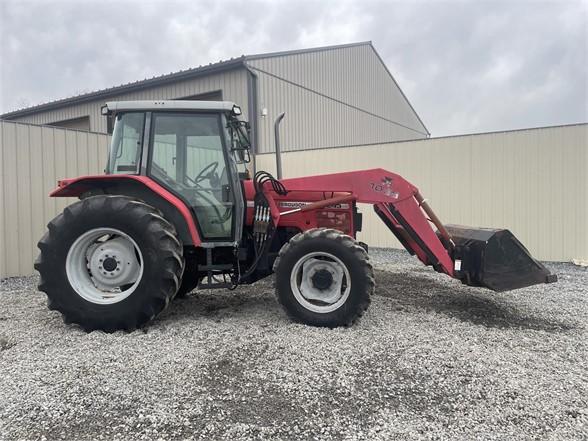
[260,168,556,292]
[275,168,455,276]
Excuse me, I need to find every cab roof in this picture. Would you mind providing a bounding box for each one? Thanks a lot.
[104,100,238,113]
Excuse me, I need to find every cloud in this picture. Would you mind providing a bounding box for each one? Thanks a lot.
[0,0,586,135]
[363,0,588,134]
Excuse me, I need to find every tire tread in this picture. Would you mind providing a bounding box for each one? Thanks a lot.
[36,195,184,332]
[273,228,374,327]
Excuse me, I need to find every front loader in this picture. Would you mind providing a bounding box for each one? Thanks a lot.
[35,100,556,332]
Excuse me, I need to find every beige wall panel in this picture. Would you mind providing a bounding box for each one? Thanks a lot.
[76,131,89,177]
[256,124,588,262]
[65,130,79,179]
[0,121,109,277]
[0,123,5,276]
[15,123,33,273]
[86,133,104,174]
[52,129,69,213]
[29,125,46,263]
[40,126,58,230]
[2,122,20,275]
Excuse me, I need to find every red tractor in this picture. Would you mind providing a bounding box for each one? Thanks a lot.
[35,101,556,331]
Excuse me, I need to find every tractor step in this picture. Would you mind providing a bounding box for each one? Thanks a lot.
[197,248,236,290]
[198,263,234,271]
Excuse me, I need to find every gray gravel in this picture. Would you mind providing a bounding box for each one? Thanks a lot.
[0,249,586,440]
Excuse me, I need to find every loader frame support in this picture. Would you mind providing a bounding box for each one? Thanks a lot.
[376,202,447,273]
[270,168,456,277]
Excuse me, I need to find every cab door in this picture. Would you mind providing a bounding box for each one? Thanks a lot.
[148,112,243,243]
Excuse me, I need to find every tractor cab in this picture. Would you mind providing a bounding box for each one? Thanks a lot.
[103,100,250,244]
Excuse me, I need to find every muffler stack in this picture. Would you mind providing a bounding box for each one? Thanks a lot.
[445,225,557,292]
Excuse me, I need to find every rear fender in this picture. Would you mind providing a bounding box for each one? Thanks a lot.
[51,175,200,246]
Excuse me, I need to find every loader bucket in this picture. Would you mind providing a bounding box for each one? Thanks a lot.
[445,225,557,292]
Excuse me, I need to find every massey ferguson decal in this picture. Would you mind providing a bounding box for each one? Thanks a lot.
[278,201,351,209]
[370,176,399,199]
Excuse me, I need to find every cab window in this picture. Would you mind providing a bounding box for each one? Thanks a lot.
[108,112,145,174]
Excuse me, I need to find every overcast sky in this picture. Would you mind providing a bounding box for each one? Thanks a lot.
[0,0,586,136]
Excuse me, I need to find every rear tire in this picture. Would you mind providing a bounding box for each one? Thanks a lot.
[273,228,374,327]
[35,195,184,332]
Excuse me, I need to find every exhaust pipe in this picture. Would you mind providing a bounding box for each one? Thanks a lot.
[446,225,557,292]
[274,112,285,179]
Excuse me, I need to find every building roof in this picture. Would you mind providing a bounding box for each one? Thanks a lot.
[1,42,372,119]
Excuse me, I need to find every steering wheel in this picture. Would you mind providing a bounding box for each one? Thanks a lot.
[193,161,219,184]
[187,161,226,225]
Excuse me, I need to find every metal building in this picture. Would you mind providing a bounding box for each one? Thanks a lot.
[0,42,429,154]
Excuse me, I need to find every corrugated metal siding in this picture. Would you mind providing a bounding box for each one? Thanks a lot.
[3,121,583,277]
[0,121,110,277]
[8,69,249,133]
[256,124,588,262]
[249,44,428,153]
[252,72,421,153]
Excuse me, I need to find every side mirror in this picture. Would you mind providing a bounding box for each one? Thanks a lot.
[232,145,251,164]
[227,118,251,164]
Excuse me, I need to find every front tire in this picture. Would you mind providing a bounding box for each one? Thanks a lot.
[273,228,374,327]
[35,196,184,332]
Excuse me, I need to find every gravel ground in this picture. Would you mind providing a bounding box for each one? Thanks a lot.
[0,249,586,441]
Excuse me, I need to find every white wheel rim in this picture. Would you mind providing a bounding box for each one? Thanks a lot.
[290,251,351,314]
[66,228,144,305]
